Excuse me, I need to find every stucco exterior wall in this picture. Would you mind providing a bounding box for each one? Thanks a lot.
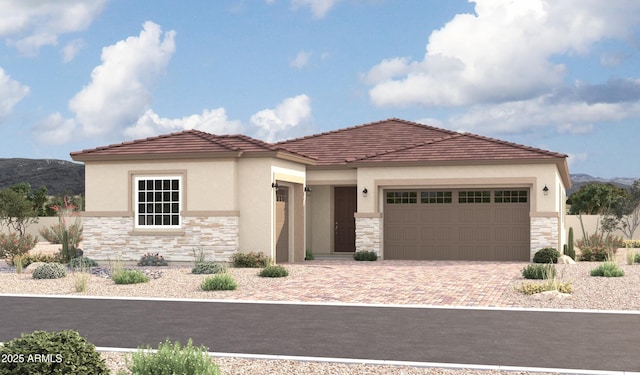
[306,185,332,254]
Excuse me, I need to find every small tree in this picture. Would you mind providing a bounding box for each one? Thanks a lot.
[568,183,627,238]
[0,186,39,259]
[603,180,640,239]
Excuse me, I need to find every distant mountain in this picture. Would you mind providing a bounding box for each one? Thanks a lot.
[0,158,84,196]
[569,173,637,195]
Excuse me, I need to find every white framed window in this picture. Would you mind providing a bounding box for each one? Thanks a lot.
[134,176,182,228]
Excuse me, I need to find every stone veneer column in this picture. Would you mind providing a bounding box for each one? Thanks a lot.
[82,215,239,262]
[530,216,559,260]
[355,214,383,257]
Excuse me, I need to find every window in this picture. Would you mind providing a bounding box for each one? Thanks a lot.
[421,191,452,204]
[135,176,181,228]
[458,191,490,203]
[386,191,417,204]
[495,190,528,203]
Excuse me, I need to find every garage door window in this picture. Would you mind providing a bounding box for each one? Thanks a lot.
[495,190,528,203]
[421,191,452,204]
[386,191,417,204]
[458,191,490,203]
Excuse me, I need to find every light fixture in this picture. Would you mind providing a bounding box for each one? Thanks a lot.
[304,186,312,193]
[272,182,280,189]
[362,187,368,195]
[543,185,549,195]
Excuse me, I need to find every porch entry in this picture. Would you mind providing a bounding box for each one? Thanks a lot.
[334,186,356,252]
[275,186,289,263]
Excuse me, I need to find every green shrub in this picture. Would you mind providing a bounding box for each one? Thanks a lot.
[0,329,108,375]
[522,264,556,280]
[32,262,67,279]
[577,233,624,261]
[635,252,640,264]
[590,262,625,277]
[201,273,237,291]
[354,251,378,261]
[7,252,61,267]
[305,248,314,260]
[231,251,270,268]
[68,256,99,270]
[126,338,220,375]
[0,233,38,259]
[259,265,289,278]
[532,248,559,264]
[192,261,225,275]
[137,252,168,266]
[112,269,150,284]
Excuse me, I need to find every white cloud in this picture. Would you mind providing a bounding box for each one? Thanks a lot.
[61,38,86,62]
[0,67,30,119]
[0,0,107,55]
[69,21,176,137]
[291,0,338,19]
[33,113,77,145]
[567,152,589,169]
[366,0,640,108]
[250,94,312,141]
[124,108,243,139]
[291,50,312,69]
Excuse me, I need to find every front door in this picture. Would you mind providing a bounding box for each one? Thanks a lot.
[334,186,356,252]
[275,186,289,263]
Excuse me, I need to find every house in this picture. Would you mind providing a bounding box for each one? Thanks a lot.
[70,118,570,262]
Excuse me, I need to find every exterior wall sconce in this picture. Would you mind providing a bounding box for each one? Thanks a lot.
[543,185,549,195]
[272,182,280,189]
[362,187,368,196]
[304,186,312,193]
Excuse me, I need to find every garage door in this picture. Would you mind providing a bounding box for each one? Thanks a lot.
[384,189,530,261]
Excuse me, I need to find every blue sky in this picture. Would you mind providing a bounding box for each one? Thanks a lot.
[1,0,639,178]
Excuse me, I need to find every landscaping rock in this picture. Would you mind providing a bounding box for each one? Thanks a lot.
[24,262,47,274]
[532,290,572,301]
[557,255,576,264]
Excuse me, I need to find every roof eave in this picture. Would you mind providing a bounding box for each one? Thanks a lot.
[70,151,242,162]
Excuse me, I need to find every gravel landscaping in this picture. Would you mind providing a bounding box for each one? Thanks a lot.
[1,246,638,374]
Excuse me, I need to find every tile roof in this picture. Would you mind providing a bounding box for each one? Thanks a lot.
[277,118,567,165]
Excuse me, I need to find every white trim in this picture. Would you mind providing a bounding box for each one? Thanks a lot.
[133,175,182,230]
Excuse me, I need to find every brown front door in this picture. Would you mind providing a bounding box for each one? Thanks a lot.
[334,186,356,252]
[275,186,289,263]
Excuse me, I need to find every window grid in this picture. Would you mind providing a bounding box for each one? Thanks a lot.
[495,190,528,203]
[420,191,452,204]
[458,191,490,203]
[136,177,181,227]
[386,191,417,204]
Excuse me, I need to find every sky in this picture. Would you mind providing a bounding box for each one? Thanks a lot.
[0,0,639,178]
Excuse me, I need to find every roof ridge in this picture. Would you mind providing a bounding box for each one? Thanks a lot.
[186,130,243,152]
[460,132,568,158]
[347,133,463,162]
[276,118,456,145]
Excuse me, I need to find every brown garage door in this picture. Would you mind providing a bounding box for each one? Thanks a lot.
[384,189,530,261]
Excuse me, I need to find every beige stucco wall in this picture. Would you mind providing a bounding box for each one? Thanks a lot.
[566,215,640,240]
[306,185,332,254]
[84,159,238,212]
[306,168,357,185]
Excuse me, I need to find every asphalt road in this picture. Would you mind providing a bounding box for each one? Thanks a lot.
[1,295,639,372]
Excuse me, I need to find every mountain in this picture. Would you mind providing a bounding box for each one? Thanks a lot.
[569,173,637,195]
[0,158,84,196]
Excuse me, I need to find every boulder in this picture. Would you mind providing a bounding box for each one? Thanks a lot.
[532,290,572,300]
[557,255,576,264]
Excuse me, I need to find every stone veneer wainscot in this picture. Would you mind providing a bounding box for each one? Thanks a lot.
[355,215,383,257]
[530,216,559,260]
[82,215,239,262]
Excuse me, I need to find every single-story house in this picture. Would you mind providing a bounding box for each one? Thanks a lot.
[70,118,571,262]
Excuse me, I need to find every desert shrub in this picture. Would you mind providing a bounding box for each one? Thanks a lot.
[32,262,67,279]
[112,269,150,284]
[635,253,640,264]
[7,252,61,267]
[532,248,559,264]
[577,233,624,261]
[354,251,378,261]
[38,223,83,246]
[126,338,220,375]
[259,265,289,278]
[522,264,556,280]
[305,248,314,260]
[0,233,37,259]
[231,251,270,268]
[201,274,237,291]
[517,281,573,295]
[68,256,99,270]
[590,262,625,277]
[0,329,108,375]
[192,261,225,275]
[137,252,168,266]
[624,239,640,248]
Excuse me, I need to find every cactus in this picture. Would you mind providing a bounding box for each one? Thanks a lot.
[566,227,576,260]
